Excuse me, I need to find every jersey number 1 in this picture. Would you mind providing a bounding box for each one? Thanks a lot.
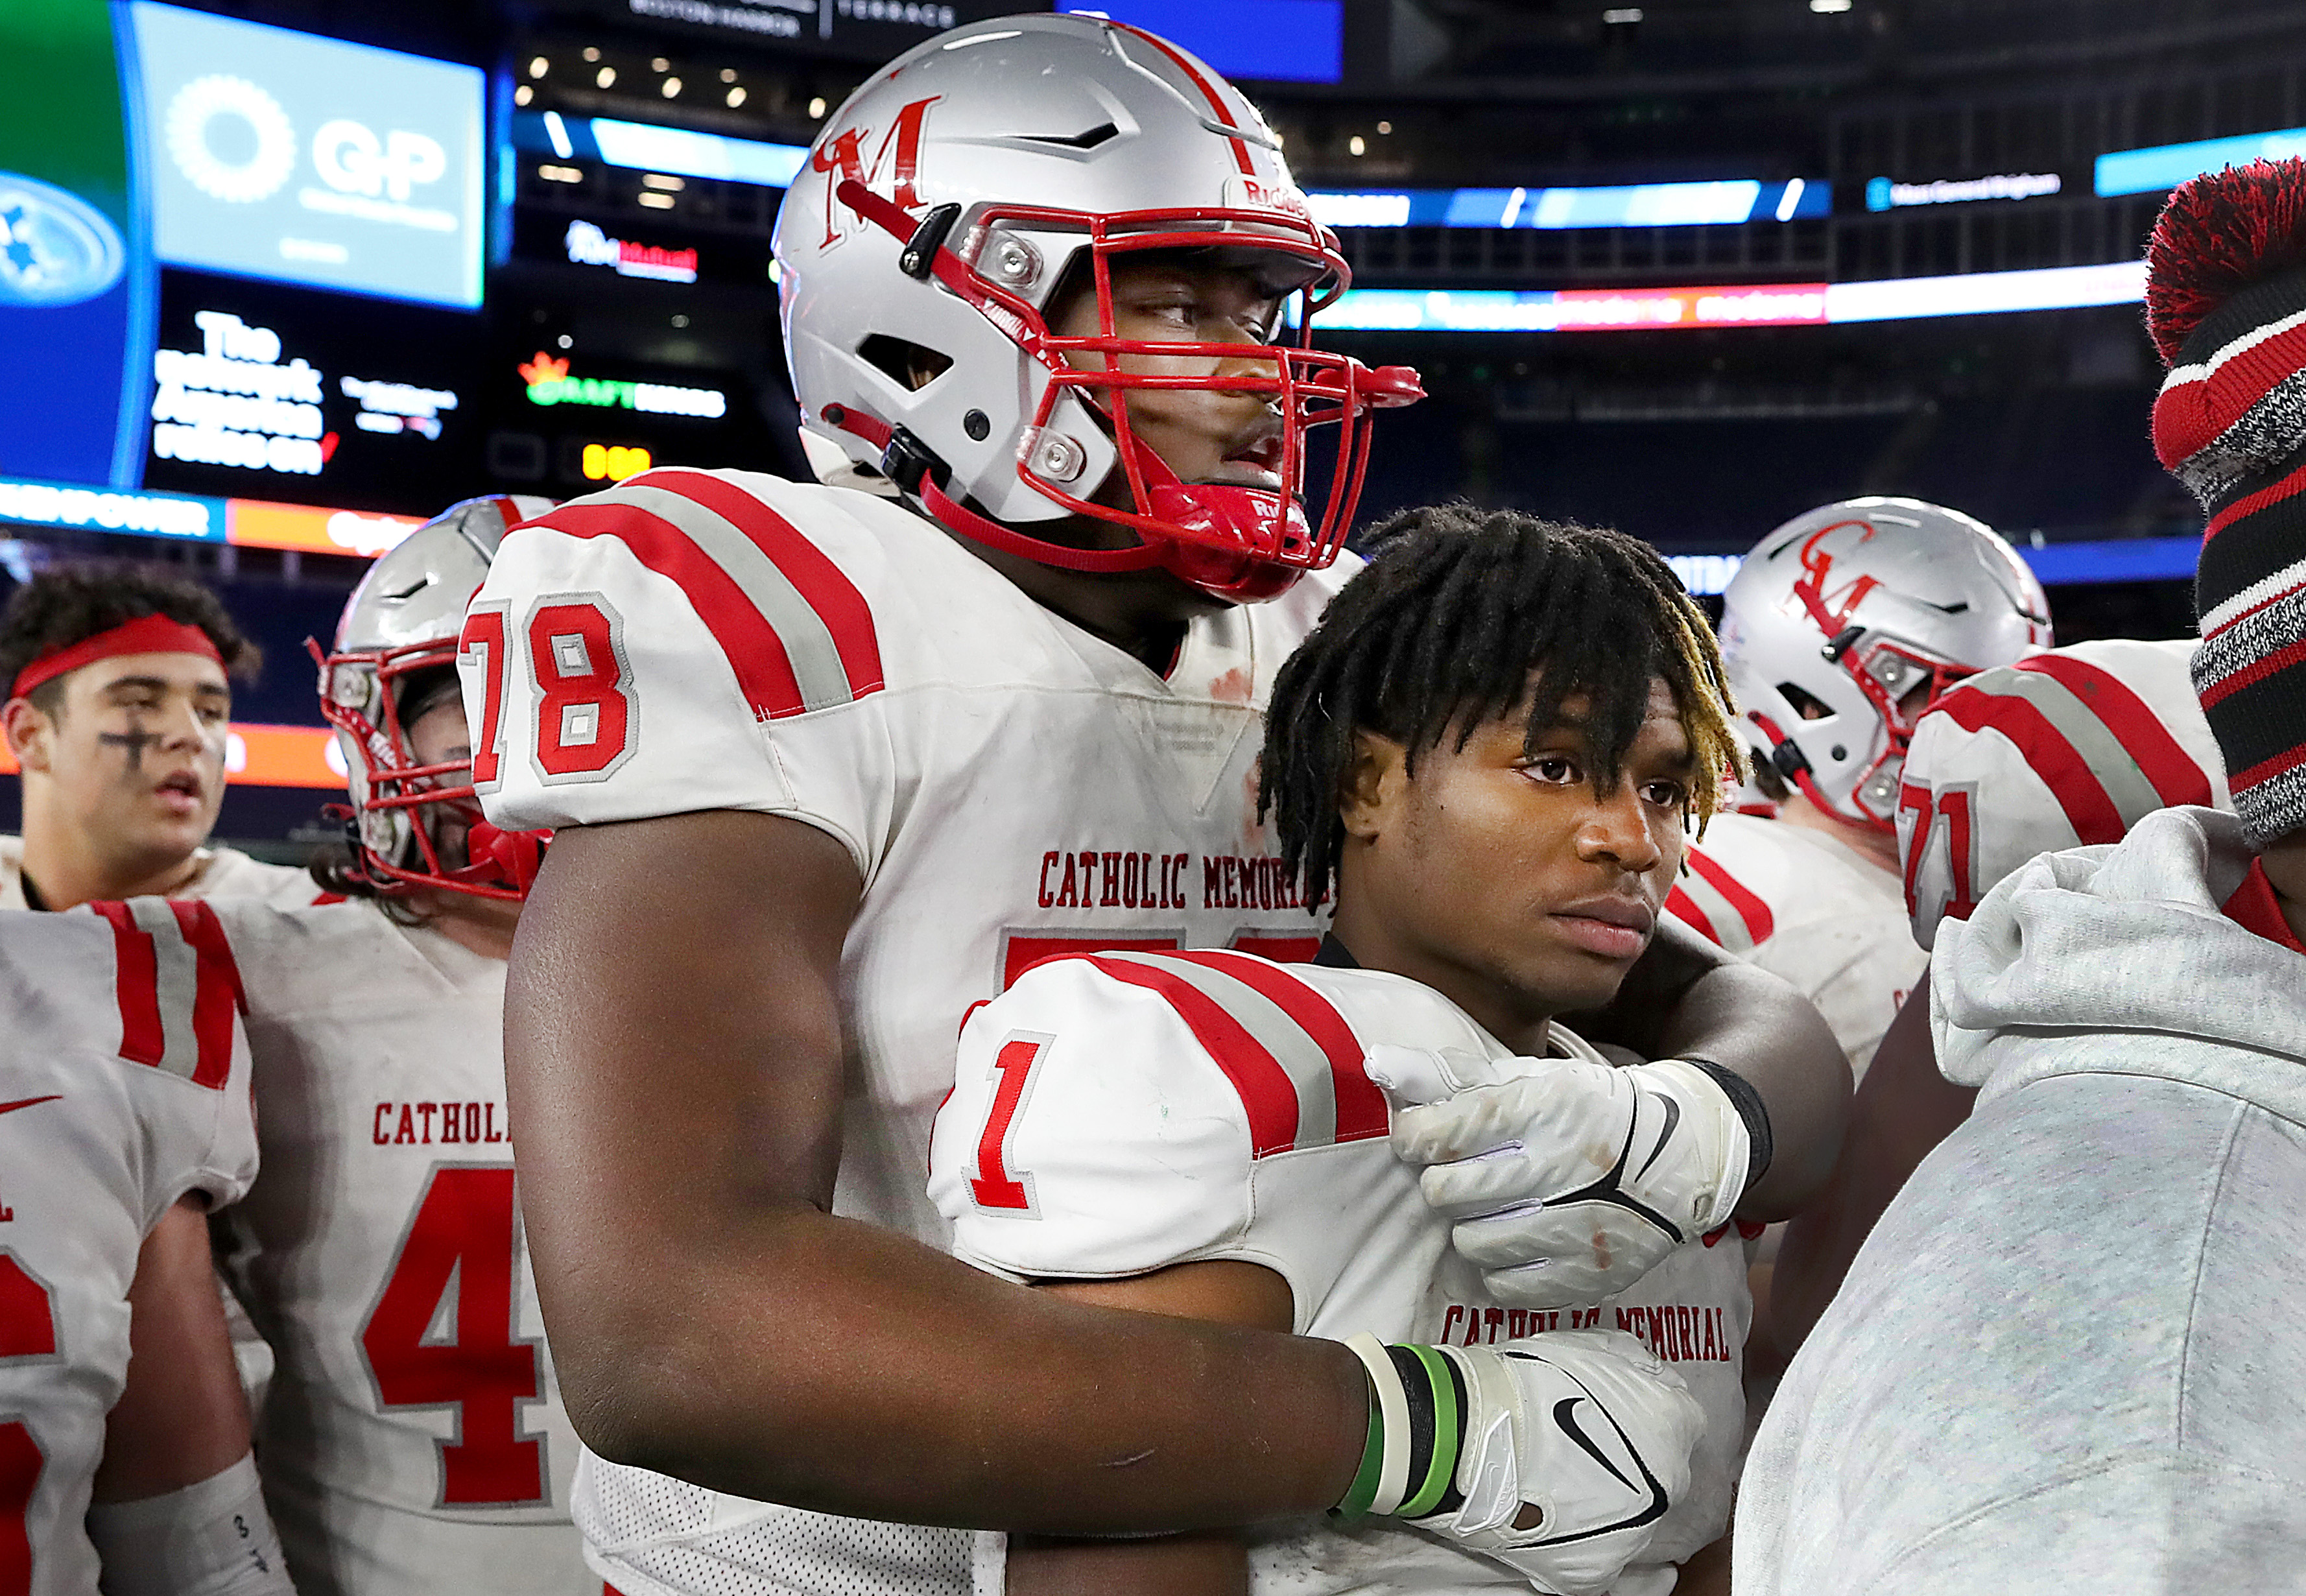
[362,1167,546,1507]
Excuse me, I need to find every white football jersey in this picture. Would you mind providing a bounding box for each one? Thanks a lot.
[205,900,588,1596]
[465,468,1356,1596]
[0,900,260,1596]
[1897,638,2228,949]
[1663,813,1922,1080]
[927,949,1747,1594]
[0,835,325,911]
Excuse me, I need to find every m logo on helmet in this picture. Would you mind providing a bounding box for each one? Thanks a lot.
[811,96,940,249]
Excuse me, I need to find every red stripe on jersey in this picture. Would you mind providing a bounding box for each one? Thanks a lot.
[540,499,809,719]
[91,901,165,1069]
[2018,653,2215,806]
[636,470,885,698]
[1081,955,1300,1156]
[1664,884,1723,946]
[1930,683,2123,844]
[1107,22,1257,175]
[1165,950,1386,1144]
[169,901,245,1091]
[1683,847,1775,945]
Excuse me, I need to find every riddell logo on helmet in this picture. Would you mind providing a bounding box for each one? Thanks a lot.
[1224,173,1311,221]
[811,96,940,249]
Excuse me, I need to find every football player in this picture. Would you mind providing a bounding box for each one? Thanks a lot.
[462,16,1847,1595]
[1672,498,2052,1080]
[1766,636,2228,1350]
[206,497,588,1596]
[933,508,1764,1596]
[0,899,292,1594]
[0,566,320,911]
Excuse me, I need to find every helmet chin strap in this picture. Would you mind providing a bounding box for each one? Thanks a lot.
[1746,709,1898,834]
[820,401,1298,591]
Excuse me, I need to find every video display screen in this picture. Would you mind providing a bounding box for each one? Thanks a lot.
[141,271,486,516]
[128,3,485,309]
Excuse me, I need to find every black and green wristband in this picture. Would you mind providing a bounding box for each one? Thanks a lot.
[1334,1334,1470,1521]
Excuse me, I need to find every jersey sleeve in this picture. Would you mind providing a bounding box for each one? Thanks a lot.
[461,468,897,875]
[84,898,261,1223]
[1898,642,2222,949]
[927,956,1257,1281]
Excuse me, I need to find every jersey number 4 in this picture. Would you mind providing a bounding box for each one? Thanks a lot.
[362,1167,547,1507]
[462,593,637,789]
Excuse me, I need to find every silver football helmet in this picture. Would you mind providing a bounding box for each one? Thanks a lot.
[773,12,1421,603]
[315,495,555,898]
[1718,497,2051,831]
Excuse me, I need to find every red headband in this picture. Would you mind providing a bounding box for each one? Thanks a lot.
[8,614,226,703]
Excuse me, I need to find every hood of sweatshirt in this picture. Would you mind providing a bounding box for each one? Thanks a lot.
[1932,805,2306,1121]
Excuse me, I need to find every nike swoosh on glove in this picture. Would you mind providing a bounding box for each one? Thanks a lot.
[1339,1328,1704,1596]
[1366,1046,1750,1308]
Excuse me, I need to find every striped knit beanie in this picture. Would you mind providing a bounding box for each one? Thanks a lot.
[2149,158,2306,846]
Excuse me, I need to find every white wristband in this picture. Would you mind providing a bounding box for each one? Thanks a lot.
[86,1452,293,1596]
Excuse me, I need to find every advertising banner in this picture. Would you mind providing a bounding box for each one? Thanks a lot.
[128,2,484,308]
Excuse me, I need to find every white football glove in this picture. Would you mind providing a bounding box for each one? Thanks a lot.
[1367,1046,1753,1308]
[1342,1328,1704,1596]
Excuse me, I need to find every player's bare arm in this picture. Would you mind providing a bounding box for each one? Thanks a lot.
[1008,1262,1295,1596]
[91,1195,251,1504]
[508,810,1369,1529]
[1578,914,1848,1218]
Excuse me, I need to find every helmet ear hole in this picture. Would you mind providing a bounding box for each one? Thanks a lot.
[1777,682,1835,721]
[857,335,952,392]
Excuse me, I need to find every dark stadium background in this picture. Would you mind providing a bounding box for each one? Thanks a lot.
[4,0,2287,849]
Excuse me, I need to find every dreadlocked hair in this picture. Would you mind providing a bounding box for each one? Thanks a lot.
[1259,504,1746,910]
[2145,158,2306,367]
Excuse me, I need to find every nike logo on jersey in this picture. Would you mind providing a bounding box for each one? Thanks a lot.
[0,1096,60,1118]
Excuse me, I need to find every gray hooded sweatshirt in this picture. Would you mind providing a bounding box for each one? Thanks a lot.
[1734,805,2306,1593]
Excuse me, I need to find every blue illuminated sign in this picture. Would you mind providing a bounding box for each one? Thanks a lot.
[1670,537,2198,595]
[2095,126,2306,197]
[128,3,484,309]
[511,112,809,189]
[1305,179,1829,231]
[1063,1,1343,84]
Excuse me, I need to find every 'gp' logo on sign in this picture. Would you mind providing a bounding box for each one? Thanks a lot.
[130,1,483,307]
[165,73,452,230]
